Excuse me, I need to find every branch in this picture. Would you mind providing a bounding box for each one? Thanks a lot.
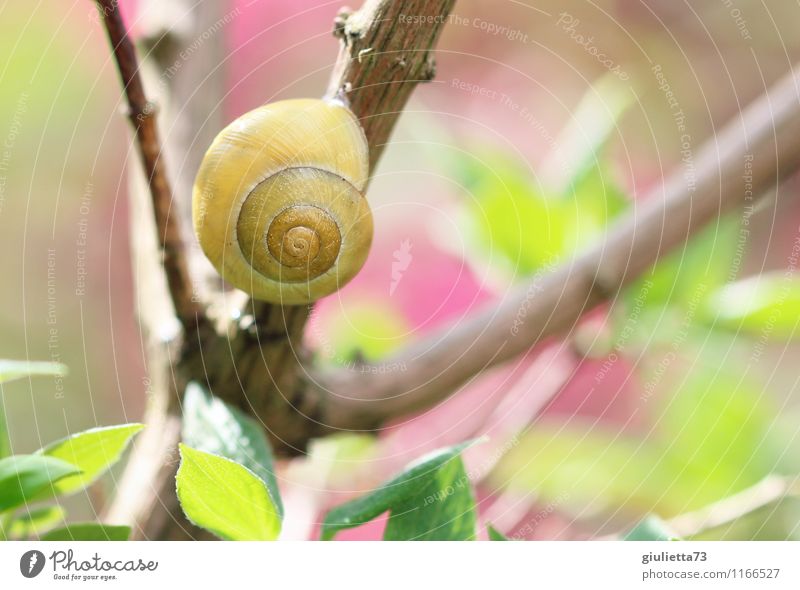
[105,0,460,538]
[318,63,800,428]
[667,475,799,538]
[101,0,227,540]
[95,0,204,331]
[203,0,459,451]
[326,0,456,168]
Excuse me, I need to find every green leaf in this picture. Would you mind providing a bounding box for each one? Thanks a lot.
[487,524,510,541]
[652,350,780,506]
[707,273,800,340]
[37,424,144,495]
[318,302,410,364]
[461,157,568,276]
[624,516,680,541]
[492,341,782,519]
[0,360,68,385]
[383,458,476,541]
[182,383,282,517]
[0,455,80,512]
[540,73,634,194]
[625,215,739,311]
[491,421,672,515]
[41,523,130,541]
[0,360,69,459]
[0,403,9,460]
[562,163,629,254]
[176,444,281,541]
[454,146,628,282]
[321,441,479,541]
[7,505,65,538]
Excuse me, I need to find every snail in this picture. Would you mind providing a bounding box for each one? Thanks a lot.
[192,98,372,305]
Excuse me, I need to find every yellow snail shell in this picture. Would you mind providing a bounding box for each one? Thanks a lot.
[192,98,372,304]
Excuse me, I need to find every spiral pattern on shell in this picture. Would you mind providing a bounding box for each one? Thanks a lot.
[192,99,372,304]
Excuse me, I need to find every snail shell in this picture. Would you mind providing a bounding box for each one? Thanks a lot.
[192,98,372,304]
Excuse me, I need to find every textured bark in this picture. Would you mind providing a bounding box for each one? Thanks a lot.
[327,0,457,169]
[95,0,204,330]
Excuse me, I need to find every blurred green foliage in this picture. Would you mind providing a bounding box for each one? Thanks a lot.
[491,345,787,524]
[624,516,680,541]
[456,150,628,279]
[314,301,410,366]
[0,360,140,541]
[465,75,800,538]
[487,206,800,538]
[41,523,131,541]
[627,217,741,311]
[454,74,631,281]
[708,273,800,340]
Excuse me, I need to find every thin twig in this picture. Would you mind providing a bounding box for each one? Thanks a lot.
[95,0,204,331]
[668,475,799,538]
[318,63,800,428]
[101,0,228,540]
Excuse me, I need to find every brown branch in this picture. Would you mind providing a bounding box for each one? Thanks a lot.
[326,0,457,168]
[196,0,459,452]
[104,0,459,539]
[95,0,204,331]
[101,0,226,540]
[317,62,800,429]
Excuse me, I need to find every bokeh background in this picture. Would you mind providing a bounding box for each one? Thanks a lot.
[2,0,800,539]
